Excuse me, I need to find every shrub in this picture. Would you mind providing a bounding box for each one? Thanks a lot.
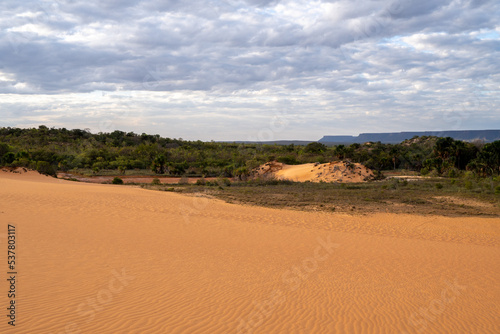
[464,171,475,179]
[195,178,206,186]
[447,168,460,178]
[247,176,294,186]
[420,167,429,176]
[13,158,30,167]
[388,179,399,189]
[0,143,10,157]
[178,176,189,184]
[429,169,440,177]
[304,142,327,154]
[435,183,443,190]
[495,185,500,194]
[217,177,231,187]
[277,155,298,165]
[151,178,161,185]
[2,152,15,164]
[373,170,385,180]
[234,167,249,180]
[112,177,124,184]
[36,161,57,177]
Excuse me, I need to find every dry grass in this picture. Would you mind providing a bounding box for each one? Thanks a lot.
[143,177,500,217]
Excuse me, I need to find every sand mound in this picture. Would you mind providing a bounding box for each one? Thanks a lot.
[0,167,60,182]
[253,160,375,183]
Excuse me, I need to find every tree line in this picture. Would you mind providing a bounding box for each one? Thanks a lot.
[0,126,498,178]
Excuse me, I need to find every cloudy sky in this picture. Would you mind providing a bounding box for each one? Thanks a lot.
[0,0,499,141]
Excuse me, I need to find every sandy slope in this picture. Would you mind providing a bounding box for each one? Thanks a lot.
[275,161,374,183]
[255,161,374,183]
[275,163,318,182]
[0,170,499,333]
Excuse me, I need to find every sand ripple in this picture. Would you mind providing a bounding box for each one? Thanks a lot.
[0,172,498,333]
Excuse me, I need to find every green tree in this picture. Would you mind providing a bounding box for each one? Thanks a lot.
[36,161,57,177]
[471,141,500,176]
[118,166,126,174]
[0,143,10,157]
[234,166,249,180]
[151,154,167,174]
[304,142,327,154]
[3,152,15,164]
[334,145,346,160]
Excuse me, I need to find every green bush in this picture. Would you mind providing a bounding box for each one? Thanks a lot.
[464,171,475,179]
[435,183,443,190]
[495,185,500,194]
[447,168,460,178]
[388,179,399,189]
[112,177,124,184]
[195,178,206,186]
[13,158,30,167]
[217,177,231,187]
[304,142,327,154]
[3,152,15,164]
[277,155,298,165]
[373,170,385,180]
[429,169,440,177]
[35,161,57,177]
[151,178,161,185]
[420,167,429,176]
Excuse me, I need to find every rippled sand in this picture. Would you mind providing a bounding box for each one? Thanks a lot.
[0,170,498,333]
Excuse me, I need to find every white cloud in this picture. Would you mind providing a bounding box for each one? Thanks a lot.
[0,0,499,140]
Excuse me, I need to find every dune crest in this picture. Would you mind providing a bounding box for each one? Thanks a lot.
[0,167,60,182]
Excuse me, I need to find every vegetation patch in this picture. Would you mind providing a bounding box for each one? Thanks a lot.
[1,126,498,217]
[0,127,498,180]
[141,177,499,217]
[112,177,124,185]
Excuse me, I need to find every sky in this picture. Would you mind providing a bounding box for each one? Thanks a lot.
[0,0,499,141]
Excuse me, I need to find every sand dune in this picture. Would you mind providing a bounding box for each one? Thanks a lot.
[254,161,375,183]
[0,170,499,333]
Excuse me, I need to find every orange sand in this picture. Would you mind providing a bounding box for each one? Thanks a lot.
[0,170,499,333]
[254,161,375,183]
